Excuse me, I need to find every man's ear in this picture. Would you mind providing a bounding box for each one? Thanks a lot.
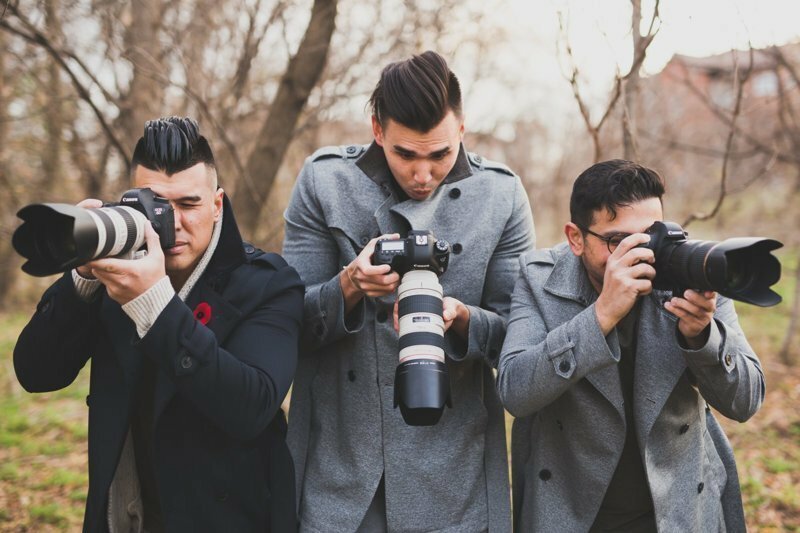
[371,115,384,146]
[214,187,224,221]
[565,222,585,257]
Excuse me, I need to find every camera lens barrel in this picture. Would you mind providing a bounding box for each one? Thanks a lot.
[394,269,452,426]
[644,221,783,307]
[87,206,147,260]
[12,203,148,277]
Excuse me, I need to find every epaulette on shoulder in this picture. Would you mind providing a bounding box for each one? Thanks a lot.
[311,144,366,162]
[467,152,516,177]
[524,248,556,266]
[242,242,287,270]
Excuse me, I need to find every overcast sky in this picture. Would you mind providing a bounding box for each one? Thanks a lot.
[456,0,800,135]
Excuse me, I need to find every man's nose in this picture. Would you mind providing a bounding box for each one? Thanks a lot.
[413,165,433,185]
[170,205,182,231]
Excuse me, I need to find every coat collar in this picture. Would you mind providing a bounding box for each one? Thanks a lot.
[355,141,473,194]
[542,243,598,307]
[356,141,473,236]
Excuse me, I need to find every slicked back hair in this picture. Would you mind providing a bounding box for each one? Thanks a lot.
[570,159,666,229]
[131,116,216,177]
[369,50,463,133]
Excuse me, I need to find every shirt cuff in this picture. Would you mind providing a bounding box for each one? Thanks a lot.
[121,276,176,338]
[71,269,102,301]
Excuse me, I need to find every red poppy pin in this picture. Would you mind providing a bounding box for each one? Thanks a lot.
[193,302,212,325]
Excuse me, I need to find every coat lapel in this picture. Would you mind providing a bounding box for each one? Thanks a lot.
[634,292,687,445]
[152,279,244,422]
[544,248,625,417]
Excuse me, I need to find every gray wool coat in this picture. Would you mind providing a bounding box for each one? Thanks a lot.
[283,142,535,533]
[498,244,764,532]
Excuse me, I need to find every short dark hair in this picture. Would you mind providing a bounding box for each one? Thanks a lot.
[570,159,665,229]
[131,116,216,176]
[369,50,462,133]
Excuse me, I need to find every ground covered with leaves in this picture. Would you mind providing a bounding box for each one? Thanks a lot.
[1,281,798,531]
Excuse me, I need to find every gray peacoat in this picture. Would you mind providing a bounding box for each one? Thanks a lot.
[498,244,764,532]
[283,142,535,532]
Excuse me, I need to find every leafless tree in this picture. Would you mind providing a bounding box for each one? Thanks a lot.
[559,0,660,163]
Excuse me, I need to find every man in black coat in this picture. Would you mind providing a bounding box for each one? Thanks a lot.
[14,117,303,532]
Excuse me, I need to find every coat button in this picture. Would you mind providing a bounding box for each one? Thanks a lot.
[452,243,463,254]
[376,310,388,323]
[244,245,255,254]
[348,370,356,382]
[449,188,461,199]
[473,155,483,164]
[679,423,690,434]
[39,301,51,313]
[559,360,571,373]
[360,236,370,245]
[346,145,358,155]
[724,354,733,366]
[539,469,551,481]
[180,355,193,369]
[697,482,704,494]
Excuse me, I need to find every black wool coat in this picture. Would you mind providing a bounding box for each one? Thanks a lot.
[14,197,303,533]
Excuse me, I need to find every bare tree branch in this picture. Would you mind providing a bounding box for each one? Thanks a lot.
[0,4,129,164]
[683,47,754,227]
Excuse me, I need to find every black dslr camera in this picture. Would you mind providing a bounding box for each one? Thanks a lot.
[13,188,176,277]
[372,230,452,426]
[372,230,450,276]
[640,221,783,307]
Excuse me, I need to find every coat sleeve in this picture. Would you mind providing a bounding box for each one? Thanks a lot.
[497,255,622,417]
[448,177,536,368]
[136,263,304,441]
[14,273,98,393]
[680,295,765,422]
[282,158,366,352]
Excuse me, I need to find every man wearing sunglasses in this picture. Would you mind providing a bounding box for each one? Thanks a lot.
[498,159,762,532]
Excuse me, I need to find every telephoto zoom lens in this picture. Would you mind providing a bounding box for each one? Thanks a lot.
[395,270,452,426]
[12,203,148,277]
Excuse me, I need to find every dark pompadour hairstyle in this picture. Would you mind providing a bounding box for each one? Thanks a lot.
[131,116,216,176]
[570,159,665,229]
[369,50,463,133]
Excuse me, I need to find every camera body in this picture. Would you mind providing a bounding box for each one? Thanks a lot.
[639,220,782,307]
[372,230,453,426]
[372,230,450,276]
[113,188,176,249]
[13,187,176,277]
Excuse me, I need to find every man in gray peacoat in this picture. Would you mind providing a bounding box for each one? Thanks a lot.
[498,160,763,532]
[283,51,535,532]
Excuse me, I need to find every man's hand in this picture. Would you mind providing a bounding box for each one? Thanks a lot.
[595,233,656,335]
[341,234,401,313]
[442,297,469,337]
[86,223,167,305]
[74,198,104,280]
[665,289,716,349]
[392,296,470,339]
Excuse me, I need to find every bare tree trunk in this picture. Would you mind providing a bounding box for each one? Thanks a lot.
[779,258,800,365]
[234,0,338,236]
[42,0,64,190]
[623,0,641,160]
[0,30,18,308]
[115,0,166,159]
